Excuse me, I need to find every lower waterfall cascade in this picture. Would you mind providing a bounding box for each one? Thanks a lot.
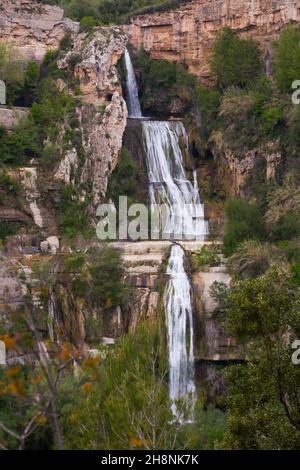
[124,49,209,419]
[164,244,196,421]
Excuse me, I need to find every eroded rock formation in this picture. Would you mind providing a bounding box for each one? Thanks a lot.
[57,27,128,207]
[0,0,79,61]
[125,0,300,81]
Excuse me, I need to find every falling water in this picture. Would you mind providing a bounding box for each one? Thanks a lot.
[142,120,208,240]
[164,244,196,420]
[123,49,207,420]
[124,48,142,118]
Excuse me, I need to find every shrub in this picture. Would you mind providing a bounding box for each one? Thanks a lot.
[228,240,286,279]
[0,42,25,104]
[89,247,128,309]
[192,243,221,269]
[261,105,285,135]
[0,222,19,241]
[211,27,262,89]
[59,185,92,239]
[23,61,40,106]
[274,25,300,91]
[278,239,300,264]
[270,211,300,241]
[223,199,266,256]
[80,16,97,32]
[289,104,300,150]
[107,147,140,205]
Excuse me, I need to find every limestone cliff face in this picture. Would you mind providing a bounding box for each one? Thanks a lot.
[125,0,300,81]
[57,28,128,207]
[0,0,79,61]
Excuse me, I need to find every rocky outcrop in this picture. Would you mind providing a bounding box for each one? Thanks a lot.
[0,107,29,130]
[57,28,128,207]
[212,135,282,197]
[125,0,300,81]
[0,0,79,61]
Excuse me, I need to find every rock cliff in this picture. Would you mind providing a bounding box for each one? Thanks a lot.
[0,0,79,61]
[57,27,128,207]
[125,0,300,81]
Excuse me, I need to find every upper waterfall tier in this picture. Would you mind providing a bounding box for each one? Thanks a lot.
[124,48,142,118]
[142,120,209,240]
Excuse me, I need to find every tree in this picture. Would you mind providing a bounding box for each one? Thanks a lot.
[223,199,266,256]
[0,42,25,104]
[61,321,226,450]
[211,27,262,89]
[222,268,300,449]
[80,16,97,33]
[23,61,40,106]
[274,26,300,91]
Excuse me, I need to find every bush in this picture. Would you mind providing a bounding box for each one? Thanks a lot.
[270,211,300,241]
[107,147,139,205]
[192,243,221,269]
[211,27,262,89]
[23,61,40,106]
[0,42,25,104]
[289,104,300,150]
[80,16,97,32]
[228,240,286,279]
[223,199,266,256]
[132,50,196,116]
[59,185,93,239]
[0,222,19,241]
[274,25,300,91]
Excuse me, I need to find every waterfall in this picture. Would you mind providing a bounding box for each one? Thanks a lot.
[124,48,142,118]
[142,120,208,240]
[164,244,196,421]
[123,49,205,420]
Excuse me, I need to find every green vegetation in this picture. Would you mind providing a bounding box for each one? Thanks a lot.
[191,243,221,270]
[131,49,196,117]
[54,0,188,23]
[0,42,25,104]
[61,247,129,312]
[59,185,93,239]
[80,16,97,32]
[223,199,266,256]
[221,268,300,449]
[61,321,225,450]
[274,25,300,91]
[106,147,141,205]
[211,27,262,89]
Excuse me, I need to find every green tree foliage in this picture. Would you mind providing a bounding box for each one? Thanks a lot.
[132,50,196,116]
[211,27,262,89]
[223,199,266,256]
[228,240,286,279]
[106,147,140,205]
[80,16,97,32]
[222,268,300,449]
[61,321,225,449]
[58,0,186,23]
[0,42,25,104]
[274,25,300,91]
[23,61,40,106]
[59,185,92,239]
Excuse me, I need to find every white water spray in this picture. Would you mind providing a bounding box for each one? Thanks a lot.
[124,48,142,118]
[164,244,196,420]
[142,120,208,240]
[124,49,207,420]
